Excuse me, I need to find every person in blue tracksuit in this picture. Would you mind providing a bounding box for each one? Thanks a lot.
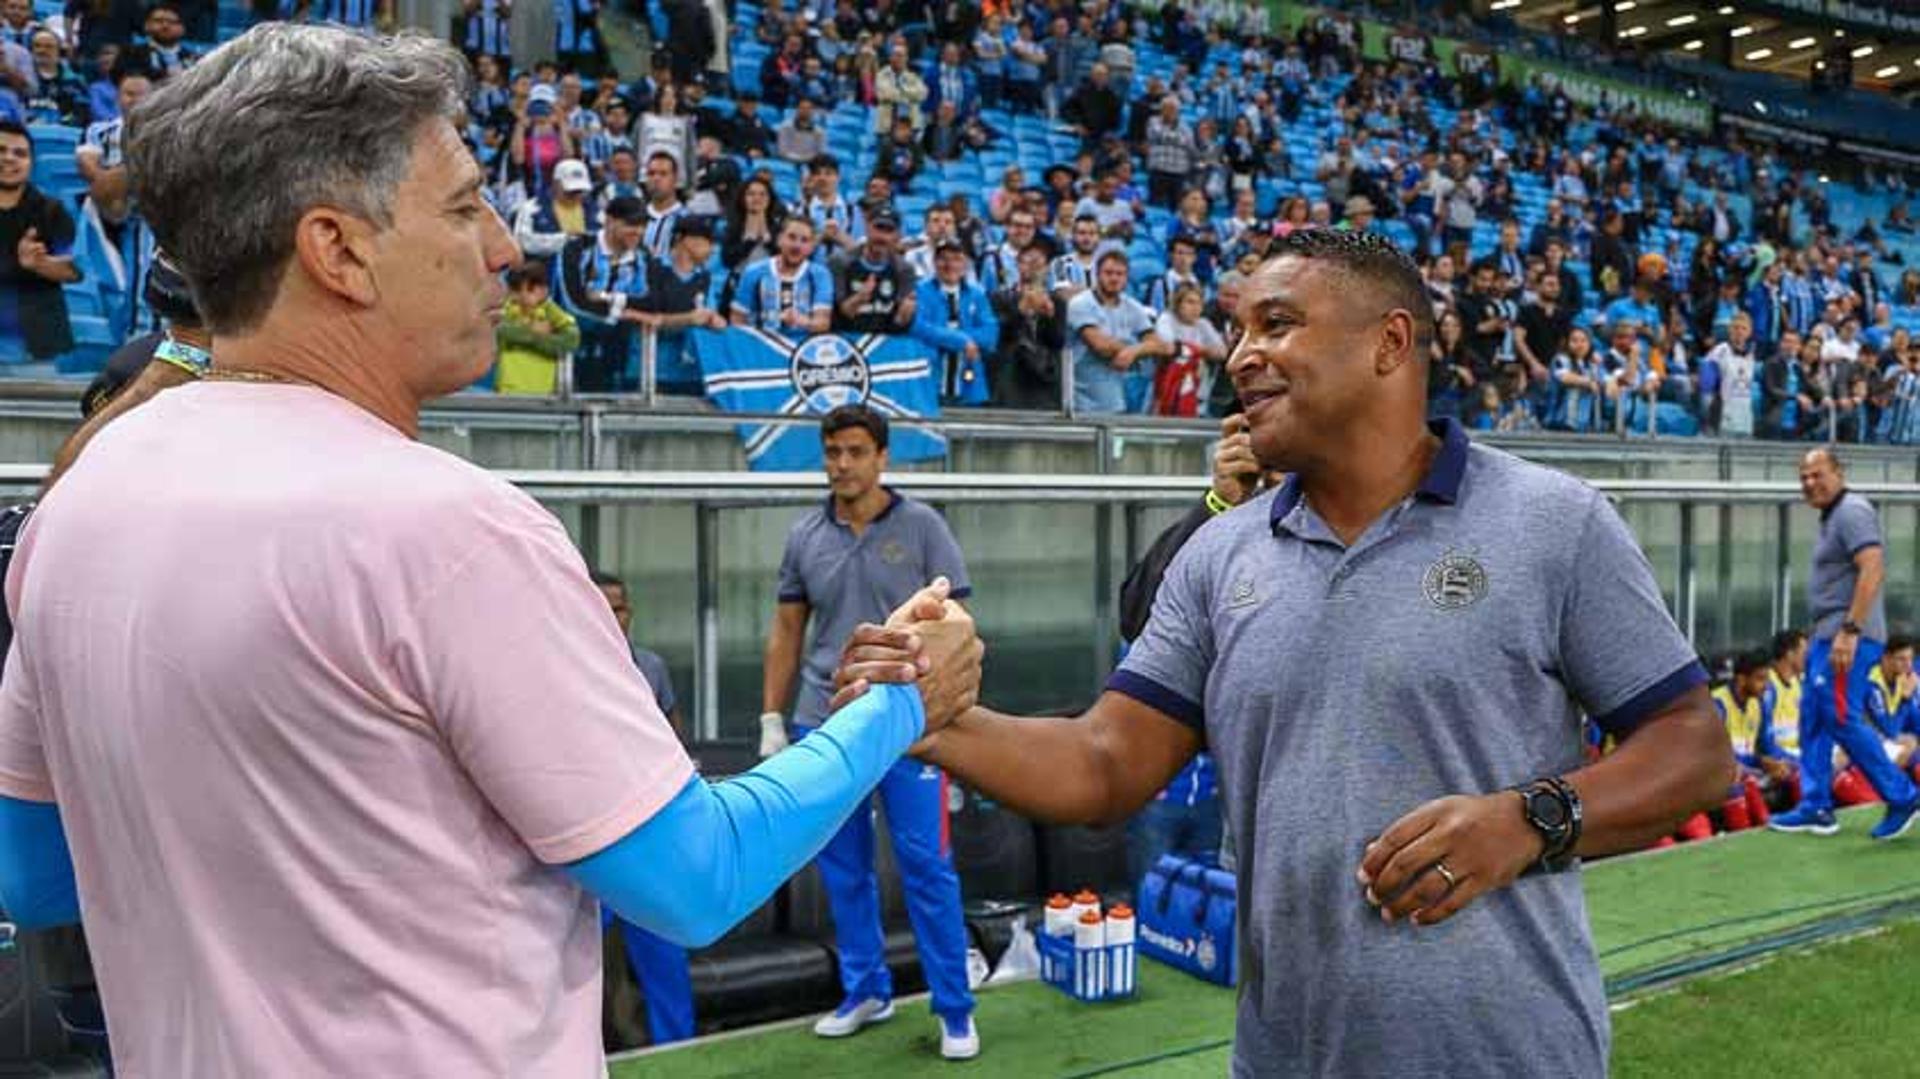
[758,405,980,1061]
[1770,450,1920,840]
[591,570,695,1047]
[910,240,999,406]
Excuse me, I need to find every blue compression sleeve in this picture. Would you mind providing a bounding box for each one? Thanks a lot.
[0,796,79,931]
[566,683,924,948]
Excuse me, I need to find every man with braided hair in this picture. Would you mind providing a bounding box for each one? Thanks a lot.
[834,228,1732,1078]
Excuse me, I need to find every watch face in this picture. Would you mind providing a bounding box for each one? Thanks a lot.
[1530,791,1568,829]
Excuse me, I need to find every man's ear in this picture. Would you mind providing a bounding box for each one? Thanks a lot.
[1375,308,1416,377]
[291,206,380,310]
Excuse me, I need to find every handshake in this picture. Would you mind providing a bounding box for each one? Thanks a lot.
[758,577,986,758]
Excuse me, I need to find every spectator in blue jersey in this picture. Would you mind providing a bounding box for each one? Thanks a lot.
[0,0,38,49]
[77,64,150,230]
[1004,18,1045,112]
[593,147,642,217]
[637,151,683,259]
[980,207,1037,296]
[512,157,598,261]
[912,239,997,405]
[731,215,832,337]
[1166,188,1222,283]
[1068,250,1169,414]
[459,0,510,61]
[558,195,651,392]
[632,216,725,332]
[1074,168,1136,245]
[135,4,196,80]
[581,97,634,177]
[554,0,603,78]
[81,43,119,121]
[923,41,975,121]
[1145,235,1201,312]
[1048,213,1101,301]
[798,153,862,263]
[1604,273,1664,353]
[23,29,89,126]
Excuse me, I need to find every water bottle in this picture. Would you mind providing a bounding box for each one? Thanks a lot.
[1105,904,1136,996]
[1074,910,1106,998]
[1043,893,1076,937]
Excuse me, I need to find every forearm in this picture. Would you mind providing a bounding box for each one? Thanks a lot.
[1563,692,1731,857]
[761,622,803,715]
[28,257,79,285]
[1849,564,1883,628]
[918,706,1125,825]
[567,685,924,947]
[0,796,79,931]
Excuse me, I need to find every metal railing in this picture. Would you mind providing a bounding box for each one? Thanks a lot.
[7,460,1917,738]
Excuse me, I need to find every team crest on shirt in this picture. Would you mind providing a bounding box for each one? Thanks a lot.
[1422,550,1489,611]
[879,540,908,565]
[1224,577,1260,610]
[789,335,871,411]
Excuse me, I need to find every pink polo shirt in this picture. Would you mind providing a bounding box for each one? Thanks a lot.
[0,382,693,1078]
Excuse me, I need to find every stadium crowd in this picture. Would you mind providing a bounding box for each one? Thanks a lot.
[3,0,1920,436]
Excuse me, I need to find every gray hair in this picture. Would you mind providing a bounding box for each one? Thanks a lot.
[125,23,469,334]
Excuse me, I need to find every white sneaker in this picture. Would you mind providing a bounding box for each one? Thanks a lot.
[812,998,894,1038]
[939,1014,980,1060]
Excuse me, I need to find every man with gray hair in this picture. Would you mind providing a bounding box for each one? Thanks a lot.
[0,24,984,1077]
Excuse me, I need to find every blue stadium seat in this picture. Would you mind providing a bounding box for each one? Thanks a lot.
[53,314,116,375]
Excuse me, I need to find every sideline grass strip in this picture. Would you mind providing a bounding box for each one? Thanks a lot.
[613,807,1920,1078]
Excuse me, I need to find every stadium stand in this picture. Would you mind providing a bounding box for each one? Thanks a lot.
[0,0,1916,439]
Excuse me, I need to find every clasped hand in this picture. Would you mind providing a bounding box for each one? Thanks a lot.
[829,577,984,744]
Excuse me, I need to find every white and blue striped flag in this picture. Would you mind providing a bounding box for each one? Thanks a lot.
[692,328,949,471]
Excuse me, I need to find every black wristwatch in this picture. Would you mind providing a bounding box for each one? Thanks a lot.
[1840,620,1863,637]
[1515,777,1583,873]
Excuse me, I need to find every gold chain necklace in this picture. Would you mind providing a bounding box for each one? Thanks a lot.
[202,368,305,386]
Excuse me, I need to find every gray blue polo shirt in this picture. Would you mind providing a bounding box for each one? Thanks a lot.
[778,490,971,726]
[1111,419,1704,1079]
[1809,491,1885,642]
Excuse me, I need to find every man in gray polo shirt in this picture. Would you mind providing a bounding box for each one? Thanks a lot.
[1068,250,1169,414]
[831,230,1730,1077]
[758,404,981,1061]
[1769,448,1919,839]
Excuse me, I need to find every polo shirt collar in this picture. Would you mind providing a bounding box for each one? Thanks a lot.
[1270,418,1470,533]
[1820,488,1850,523]
[824,486,902,528]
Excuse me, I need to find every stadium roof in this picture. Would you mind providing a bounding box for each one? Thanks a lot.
[1512,1,1920,92]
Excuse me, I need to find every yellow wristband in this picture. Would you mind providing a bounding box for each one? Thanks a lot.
[1204,489,1235,516]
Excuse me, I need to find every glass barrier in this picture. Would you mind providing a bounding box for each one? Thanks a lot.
[519,472,1920,743]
